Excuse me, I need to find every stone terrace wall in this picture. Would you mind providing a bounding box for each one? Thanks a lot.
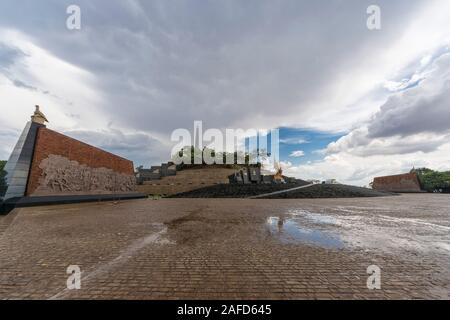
[372,173,423,193]
[137,167,236,196]
[26,128,136,196]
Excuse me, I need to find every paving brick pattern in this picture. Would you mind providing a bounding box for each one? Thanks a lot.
[0,195,449,299]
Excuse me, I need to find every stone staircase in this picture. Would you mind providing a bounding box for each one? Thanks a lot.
[137,167,236,196]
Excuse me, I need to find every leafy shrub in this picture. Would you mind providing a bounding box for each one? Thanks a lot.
[412,168,450,193]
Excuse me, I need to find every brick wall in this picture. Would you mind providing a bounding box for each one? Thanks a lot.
[26,128,135,196]
[372,173,423,193]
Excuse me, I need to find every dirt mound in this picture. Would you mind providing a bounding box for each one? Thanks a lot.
[170,183,394,198]
[260,184,395,199]
[170,180,308,198]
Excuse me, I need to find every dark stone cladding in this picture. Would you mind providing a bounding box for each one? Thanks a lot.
[1,193,147,215]
[2,122,45,200]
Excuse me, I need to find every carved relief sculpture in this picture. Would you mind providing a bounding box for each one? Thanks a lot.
[32,154,136,196]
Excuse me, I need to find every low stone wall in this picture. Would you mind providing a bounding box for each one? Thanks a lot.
[137,167,236,196]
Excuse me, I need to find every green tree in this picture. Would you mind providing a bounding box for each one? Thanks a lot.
[413,167,450,193]
[0,160,7,198]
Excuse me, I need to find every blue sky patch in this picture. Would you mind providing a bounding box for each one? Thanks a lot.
[278,127,344,165]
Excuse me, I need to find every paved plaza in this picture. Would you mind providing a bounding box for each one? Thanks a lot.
[0,194,449,299]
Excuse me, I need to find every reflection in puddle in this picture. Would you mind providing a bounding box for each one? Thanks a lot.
[266,217,344,249]
[288,209,339,225]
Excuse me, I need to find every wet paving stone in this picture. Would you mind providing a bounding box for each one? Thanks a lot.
[0,194,449,299]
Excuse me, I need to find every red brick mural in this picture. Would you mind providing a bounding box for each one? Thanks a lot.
[372,173,423,193]
[26,128,136,196]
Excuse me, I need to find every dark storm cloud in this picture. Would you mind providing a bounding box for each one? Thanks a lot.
[368,53,450,138]
[322,53,450,158]
[0,0,424,135]
[368,93,450,138]
[12,79,38,91]
[63,128,169,167]
[0,44,26,70]
[2,0,449,174]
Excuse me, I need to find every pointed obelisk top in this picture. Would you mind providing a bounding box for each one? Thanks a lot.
[31,105,49,125]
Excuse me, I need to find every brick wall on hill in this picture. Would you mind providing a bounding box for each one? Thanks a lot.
[372,173,423,193]
[26,128,136,196]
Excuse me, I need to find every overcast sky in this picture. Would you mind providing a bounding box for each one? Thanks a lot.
[1,0,449,185]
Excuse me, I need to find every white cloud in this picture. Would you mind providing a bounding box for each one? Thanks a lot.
[280,137,309,145]
[0,28,168,163]
[0,29,105,131]
[326,53,450,157]
[284,144,450,187]
[289,150,305,158]
[283,53,450,186]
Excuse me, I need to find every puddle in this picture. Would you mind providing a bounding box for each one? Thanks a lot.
[287,209,339,225]
[266,216,344,249]
[276,207,450,255]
